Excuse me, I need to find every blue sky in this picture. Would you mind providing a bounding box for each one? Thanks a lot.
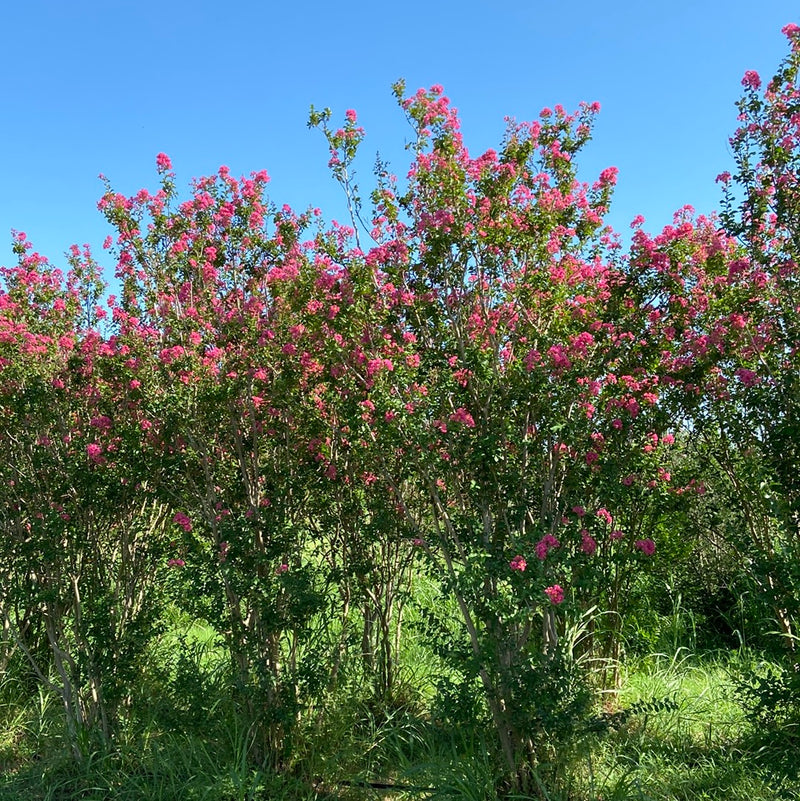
[1,1,797,277]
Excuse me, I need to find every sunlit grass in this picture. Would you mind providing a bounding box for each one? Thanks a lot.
[567,649,798,801]
[3,622,800,800]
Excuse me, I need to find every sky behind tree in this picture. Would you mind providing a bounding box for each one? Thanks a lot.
[1,1,797,274]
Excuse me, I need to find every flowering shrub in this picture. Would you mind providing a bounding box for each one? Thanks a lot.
[713,22,800,649]
[309,82,741,784]
[8,27,800,785]
[0,239,172,755]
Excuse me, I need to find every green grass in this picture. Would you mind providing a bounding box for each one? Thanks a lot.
[560,649,800,800]
[3,633,800,800]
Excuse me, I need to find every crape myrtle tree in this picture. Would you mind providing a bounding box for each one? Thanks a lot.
[715,22,800,649]
[310,83,737,786]
[0,237,172,758]
[96,161,339,767]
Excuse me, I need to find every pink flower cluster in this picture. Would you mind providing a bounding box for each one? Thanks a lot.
[742,70,761,90]
[173,512,192,532]
[596,507,613,526]
[509,554,527,572]
[449,407,476,427]
[580,530,597,556]
[635,538,656,556]
[535,534,560,560]
[155,152,173,173]
[86,443,104,464]
[544,584,564,604]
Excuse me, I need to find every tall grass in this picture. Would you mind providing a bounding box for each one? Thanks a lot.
[3,604,800,800]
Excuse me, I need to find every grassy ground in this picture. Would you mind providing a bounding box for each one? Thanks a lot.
[2,645,799,800]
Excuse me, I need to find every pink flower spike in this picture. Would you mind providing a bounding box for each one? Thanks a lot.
[544,584,564,604]
[156,152,172,172]
[782,23,800,38]
[276,563,289,575]
[510,555,527,572]
[741,70,761,90]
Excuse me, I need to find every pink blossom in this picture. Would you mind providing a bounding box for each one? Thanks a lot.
[218,541,229,563]
[544,584,564,604]
[581,532,597,556]
[635,538,656,556]
[535,534,560,560]
[90,415,112,431]
[742,70,761,90]
[167,558,185,568]
[156,152,173,172]
[572,505,586,517]
[173,512,192,532]
[510,554,527,572]
[450,407,475,427]
[276,563,289,574]
[596,507,613,526]
[86,443,104,464]
[598,166,619,186]
[735,367,759,386]
[610,529,624,541]
[782,23,800,38]
[548,343,572,370]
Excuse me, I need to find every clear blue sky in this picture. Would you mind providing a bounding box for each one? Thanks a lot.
[1,1,797,276]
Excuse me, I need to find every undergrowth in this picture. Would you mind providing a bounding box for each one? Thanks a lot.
[3,634,799,800]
